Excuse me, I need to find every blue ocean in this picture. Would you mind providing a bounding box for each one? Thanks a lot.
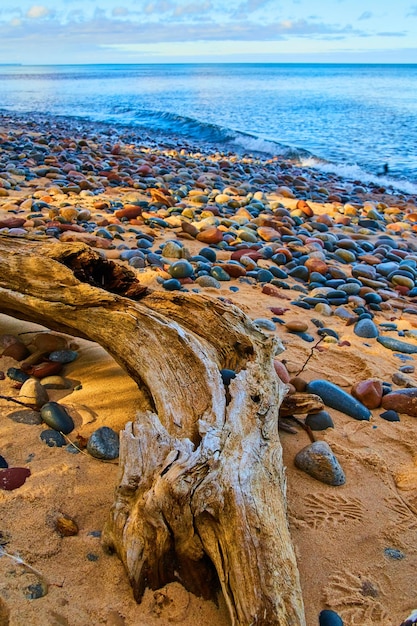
[1,63,416,191]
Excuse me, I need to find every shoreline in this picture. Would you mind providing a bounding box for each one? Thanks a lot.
[1,112,417,625]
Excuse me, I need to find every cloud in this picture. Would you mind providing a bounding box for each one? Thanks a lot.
[112,7,130,17]
[377,31,406,36]
[358,11,372,21]
[26,5,50,19]
[407,4,417,15]
[145,1,176,15]
[173,2,213,16]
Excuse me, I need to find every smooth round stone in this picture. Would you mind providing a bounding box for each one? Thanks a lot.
[129,256,145,268]
[195,275,221,289]
[7,409,42,425]
[24,581,48,600]
[162,241,183,258]
[7,367,30,383]
[162,278,182,291]
[376,262,399,276]
[285,320,308,333]
[120,249,145,261]
[381,388,417,416]
[294,441,345,486]
[399,364,415,373]
[288,266,309,281]
[87,427,119,460]
[18,379,49,408]
[40,376,72,390]
[305,410,334,430]
[377,336,417,354]
[136,237,153,249]
[211,266,231,281]
[199,247,217,262]
[391,274,414,289]
[319,609,344,626]
[253,318,276,331]
[339,282,361,295]
[220,369,236,386]
[335,249,356,263]
[0,335,30,360]
[315,303,333,316]
[33,333,67,352]
[257,269,274,283]
[168,260,194,279]
[317,328,339,340]
[306,380,371,420]
[354,318,379,338]
[0,454,8,468]
[48,350,78,364]
[40,429,66,447]
[40,402,75,434]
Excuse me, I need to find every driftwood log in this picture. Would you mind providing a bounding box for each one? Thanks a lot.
[0,236,305,625]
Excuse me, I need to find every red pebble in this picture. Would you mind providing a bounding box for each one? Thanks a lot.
[269,307,289,315]
[0,468,31,491]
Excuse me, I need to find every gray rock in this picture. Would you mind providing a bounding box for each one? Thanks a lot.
[8,409,42,425]
[305,410,334,431]
[40,402,75,434]
[354,318,379,338]
[87,427,119,460]
[295,441,346,485]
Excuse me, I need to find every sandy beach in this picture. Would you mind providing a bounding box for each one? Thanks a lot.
[1,112,417,626]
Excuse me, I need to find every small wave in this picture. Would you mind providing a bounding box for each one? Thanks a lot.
[302,157,417,195]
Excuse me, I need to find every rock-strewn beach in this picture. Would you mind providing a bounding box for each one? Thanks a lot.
[1,112,417,626]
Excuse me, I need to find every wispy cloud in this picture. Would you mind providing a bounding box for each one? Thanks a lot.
[358,11,373,21]
[26,5,51,19]
[407,4,417,15]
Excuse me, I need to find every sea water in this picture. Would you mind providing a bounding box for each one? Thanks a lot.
[0,63,416,191]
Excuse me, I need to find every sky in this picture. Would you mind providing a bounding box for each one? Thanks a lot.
[0,1,416,64]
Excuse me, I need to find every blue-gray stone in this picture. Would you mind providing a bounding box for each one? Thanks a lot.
[7,367,30,383]
[87,427,119,460]
[379,410,400,422]
[319,609,344,625]
[295,441,346,486]
[253,318,276,331]
[305,380,371,421]
[0,454,8,468]
[211,266,231,281]
[354,318,379,338]
[128,256,145,268]
[40,402,75,434]
[305,410,334,431]
[384,548,405,560]
[168,259,194,279]
[196,275,221,289]
[199,247,216,262]
[24,582,48,600]
[49,350,78,364]
[377,336,417,354]
[40,429,66,447]
[257,269,274,283]
[162,278,182,291]
[8,409,42,425]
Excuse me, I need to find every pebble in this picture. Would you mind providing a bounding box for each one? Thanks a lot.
[48,349,79,364]
[55,514,79,537]
[354,318,379,338]
[0,467,31,491]
[305,380,371,420]
[294,441,345,486]
[40,375,72,389]
[7,367,30,384]
[220,369,237,386]
[40,402,75,434]
[305,410,334,430]
[384,547,405,560]
[285,320,308,333]
[87,427,119,460]
[24,582,48,600]
[379,409,400,422]
[40,430,66,447]
[253,318,276,331]
[319,610,344,626]
[351,379,383,409]
[7,409,42,425]
[18,379,49,408]
[377,336,417,354]
[195,275,221,289]
[381,388,417,416]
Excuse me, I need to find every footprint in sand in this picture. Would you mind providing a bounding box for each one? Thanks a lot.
[291,492,364,529]
[384,496,417,532]
[323,570,392,626]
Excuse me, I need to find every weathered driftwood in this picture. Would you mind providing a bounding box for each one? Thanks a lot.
[0,236,305,625]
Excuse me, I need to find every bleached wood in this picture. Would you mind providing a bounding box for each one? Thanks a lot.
[0,236,306,625]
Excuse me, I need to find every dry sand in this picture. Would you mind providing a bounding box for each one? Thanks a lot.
[1,114,417,626]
